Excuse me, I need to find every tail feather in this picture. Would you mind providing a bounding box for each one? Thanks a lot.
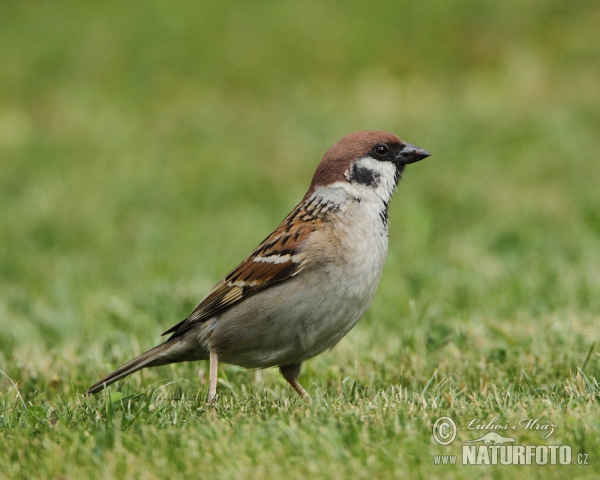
[86,341,178,395]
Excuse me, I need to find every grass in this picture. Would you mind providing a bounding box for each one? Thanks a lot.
[1,0,599,478]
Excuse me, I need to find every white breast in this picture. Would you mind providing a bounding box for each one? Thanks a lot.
[294,183,389,357]
[209,183,391,368]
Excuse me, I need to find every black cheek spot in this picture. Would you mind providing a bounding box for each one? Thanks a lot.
[350,164,379,187]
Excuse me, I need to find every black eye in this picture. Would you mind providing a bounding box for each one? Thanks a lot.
[374,144,389,157]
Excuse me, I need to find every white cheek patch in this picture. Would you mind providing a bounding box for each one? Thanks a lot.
[348,163,379,186]
[344,157,398,203]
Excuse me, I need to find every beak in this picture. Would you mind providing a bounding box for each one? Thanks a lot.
[396,142,431,165]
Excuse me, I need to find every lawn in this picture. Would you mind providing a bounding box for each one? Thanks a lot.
[0,1,599,478]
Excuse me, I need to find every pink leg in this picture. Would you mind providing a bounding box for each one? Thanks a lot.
[279,364,311,402]
[207,350,218,403]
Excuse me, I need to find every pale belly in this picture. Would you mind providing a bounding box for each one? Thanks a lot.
[203,199,389,368]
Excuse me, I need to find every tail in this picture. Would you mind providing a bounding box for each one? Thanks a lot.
[87,340,182,395]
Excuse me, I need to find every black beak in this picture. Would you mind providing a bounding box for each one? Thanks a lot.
[396,142,431,165]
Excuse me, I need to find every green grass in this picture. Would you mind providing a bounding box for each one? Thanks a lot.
[1,1,599,478]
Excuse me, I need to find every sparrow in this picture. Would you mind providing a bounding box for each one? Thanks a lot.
[86,130,430,402]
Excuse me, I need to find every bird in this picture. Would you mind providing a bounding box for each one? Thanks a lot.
[86,130,430,402]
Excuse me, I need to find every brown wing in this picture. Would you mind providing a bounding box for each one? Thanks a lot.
[162,199,328,338]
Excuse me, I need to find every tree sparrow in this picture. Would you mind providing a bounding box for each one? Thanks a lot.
[87,131,430,401]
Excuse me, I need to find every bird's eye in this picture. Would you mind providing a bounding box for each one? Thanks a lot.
[374,144,389,157]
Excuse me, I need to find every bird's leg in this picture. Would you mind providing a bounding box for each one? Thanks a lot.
[279,364,311,402]
[207,349,218,403]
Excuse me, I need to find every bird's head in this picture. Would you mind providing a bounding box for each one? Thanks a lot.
[310,130,430,202]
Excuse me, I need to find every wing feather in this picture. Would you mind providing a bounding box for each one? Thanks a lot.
[162,200,327,338]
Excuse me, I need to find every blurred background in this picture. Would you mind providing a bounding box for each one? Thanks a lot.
[0,0,598,392]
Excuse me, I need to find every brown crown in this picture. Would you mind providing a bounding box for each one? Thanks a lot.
[309,131,402,191]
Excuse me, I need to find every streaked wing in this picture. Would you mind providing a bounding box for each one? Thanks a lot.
[162,199,328,338]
